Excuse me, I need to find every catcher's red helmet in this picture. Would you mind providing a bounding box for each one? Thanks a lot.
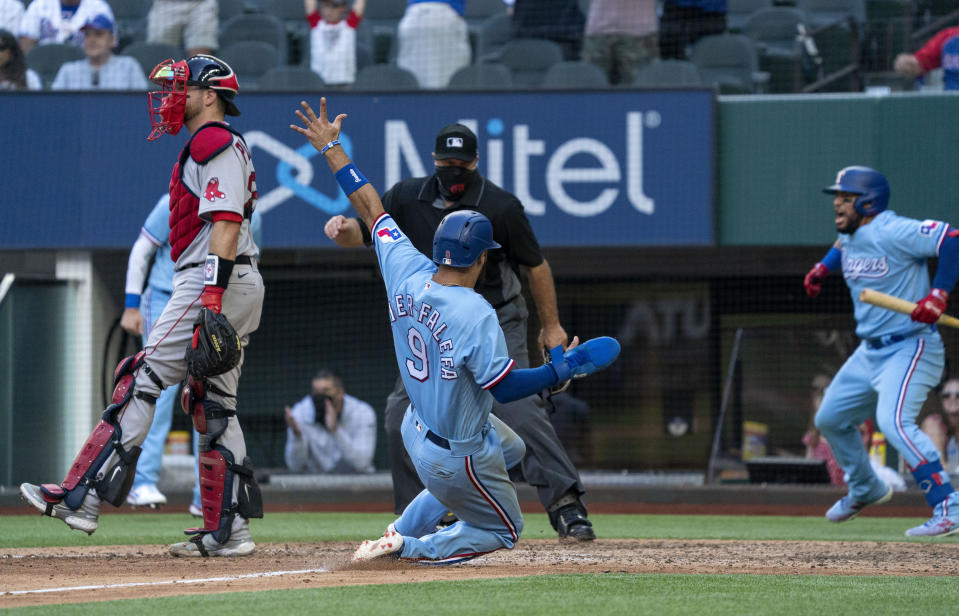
[147,55,240,141]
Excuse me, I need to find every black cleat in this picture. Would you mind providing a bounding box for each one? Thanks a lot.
[554,503,596,541]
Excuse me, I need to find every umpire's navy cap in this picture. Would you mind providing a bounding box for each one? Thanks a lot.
[434,124,477,162]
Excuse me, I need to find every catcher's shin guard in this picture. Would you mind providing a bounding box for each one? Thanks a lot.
[42,352,156,509]
[186,411,262,544]
[189,448,263,543]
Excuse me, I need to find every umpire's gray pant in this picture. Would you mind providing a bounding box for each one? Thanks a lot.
[384,296,585,514]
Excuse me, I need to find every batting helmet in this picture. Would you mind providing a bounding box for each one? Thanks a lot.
[432,210,501,267]
[822,166,890,217]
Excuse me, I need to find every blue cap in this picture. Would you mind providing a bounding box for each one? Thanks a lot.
[80,14,115,34]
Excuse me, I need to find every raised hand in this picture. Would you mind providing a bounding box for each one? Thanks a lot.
[290,98,347,153]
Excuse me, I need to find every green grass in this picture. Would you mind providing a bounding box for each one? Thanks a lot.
[7,574,959,615]
[0,512,943,548]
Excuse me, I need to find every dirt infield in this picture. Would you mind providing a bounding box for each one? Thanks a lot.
[4,538,959,609]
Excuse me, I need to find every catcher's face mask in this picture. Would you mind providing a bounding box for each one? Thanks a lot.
[147,59,189,141]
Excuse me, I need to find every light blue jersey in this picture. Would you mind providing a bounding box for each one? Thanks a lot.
[372,213,513,441]
[817,209,959,522]
[370,211,525,563]
[143,195,174,293]
[839,210,949,340]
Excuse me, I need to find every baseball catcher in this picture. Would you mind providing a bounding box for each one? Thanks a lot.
[20,54,265,557]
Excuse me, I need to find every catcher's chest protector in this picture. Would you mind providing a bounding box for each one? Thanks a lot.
[168,123,240,261]
[168,159,203,262]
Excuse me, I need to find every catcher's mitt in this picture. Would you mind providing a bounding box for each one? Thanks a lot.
[185,307,242,379]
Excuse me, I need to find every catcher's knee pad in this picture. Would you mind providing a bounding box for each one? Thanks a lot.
[43,353,153,509]
[181,376,235,434]
[190,447,263,543]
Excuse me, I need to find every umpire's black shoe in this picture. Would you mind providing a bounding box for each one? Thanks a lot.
[554,504,596,541]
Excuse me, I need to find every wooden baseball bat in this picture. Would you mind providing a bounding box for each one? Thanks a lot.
[859,288,959,329]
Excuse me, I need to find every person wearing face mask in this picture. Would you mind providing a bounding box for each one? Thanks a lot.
[323,123,596,542]
[283,369,377,474]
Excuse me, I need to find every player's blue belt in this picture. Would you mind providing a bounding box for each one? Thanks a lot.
[175,254,253,272]
[864,325,936,350]
[426,430,451,450]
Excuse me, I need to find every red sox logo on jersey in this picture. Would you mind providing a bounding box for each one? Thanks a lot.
[204,178,227,202]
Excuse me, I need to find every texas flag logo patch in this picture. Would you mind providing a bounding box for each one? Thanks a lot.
[377,227,402,243]
[204,178,226,202]
[919,220,939,236]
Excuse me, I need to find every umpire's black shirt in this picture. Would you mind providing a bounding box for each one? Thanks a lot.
[359,174,544,309]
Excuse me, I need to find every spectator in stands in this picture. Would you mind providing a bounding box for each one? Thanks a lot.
[17,0,114,54]
[51,15,147,90]
[305,0,366,87]
[921,377,959,473]
[0,0,24,36]
[659,0,726,60]
[583,0,657,85]
[0,28,41,89]
[284,369,377,474]
[396,0,470,88]
[803,372,845,485]
[894,26,959,90]
[146,0,216,57]
[511,0,585,60]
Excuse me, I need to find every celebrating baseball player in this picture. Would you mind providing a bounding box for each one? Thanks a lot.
[324,122,595,541]
[804,165,959,536]
[20,54,266,557]
[291,98,620,563]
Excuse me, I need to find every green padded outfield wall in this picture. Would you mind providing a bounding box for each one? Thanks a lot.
[719,93,959,246]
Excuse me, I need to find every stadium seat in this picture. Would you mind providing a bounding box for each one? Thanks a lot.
[356,44,374,71]
[726,0,775,33]
[485,38,564,87]
[122,41,183,78]
[796,0,866,30]
[690,33,767,94]
[352,64,419,90]
[476,13,513,61]
[26,44,85,88]
[540,61,609,89]
[219,0,248,23]
[447,62,513,89]
[258,66,326,91]
[264,0,311,65]
[465,0,507,57]
[465,0,507,24]
[218,41,282,89]
[362,0,406,64]
[742,7,808,93]
[743,7,808,56]
[220,14,288,64]
[108,0,149,49]
[633,59,704,87]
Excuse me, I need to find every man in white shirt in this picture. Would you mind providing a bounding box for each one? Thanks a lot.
[51,14,147,90]
[18,0,113,53]
[0,0,25,35]
[284,369,377,473]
